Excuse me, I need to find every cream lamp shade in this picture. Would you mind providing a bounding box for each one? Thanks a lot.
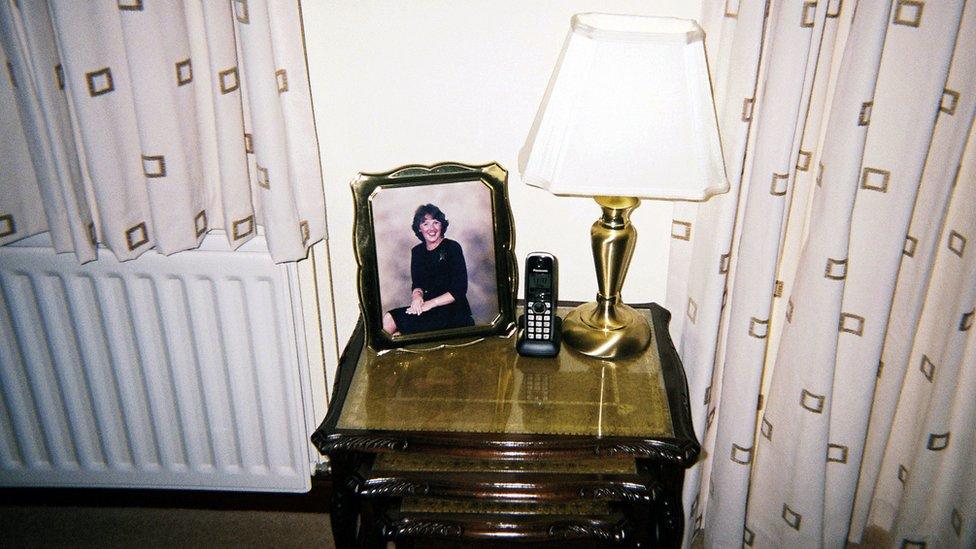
[519,13,728,200]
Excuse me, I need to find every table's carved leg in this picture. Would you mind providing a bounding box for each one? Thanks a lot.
[655,469,685,549]
[359,499,389,549]
[328,452,361,548]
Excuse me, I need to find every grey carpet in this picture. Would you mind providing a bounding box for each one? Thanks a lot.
[0,505,335,548]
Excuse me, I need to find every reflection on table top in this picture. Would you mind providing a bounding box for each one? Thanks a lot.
[337,308,673,438]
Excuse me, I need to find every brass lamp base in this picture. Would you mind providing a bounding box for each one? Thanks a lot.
[562,196,651,360]
[562,301,651,360]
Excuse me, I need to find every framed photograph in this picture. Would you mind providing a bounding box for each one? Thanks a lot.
[351,162,517,350]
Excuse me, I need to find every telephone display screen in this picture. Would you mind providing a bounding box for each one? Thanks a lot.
[529,272,551,289]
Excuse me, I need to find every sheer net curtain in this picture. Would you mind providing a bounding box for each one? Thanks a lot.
[0,0,324,263]
[666,1,975,547]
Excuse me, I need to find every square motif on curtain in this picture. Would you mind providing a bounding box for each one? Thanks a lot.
[801,1,817,27]
[796,150,812,171]
[6,61,16,88]
[748,317,769,338]
[0,214,16,237]
[86,68,114,96]
[125,222,148,250]
[743,527,755,546]
[724,0,740,18]
[825,258,848,279]
[827,443,848,463]
[244,132,254,153]
[839,313,865,336]
[741,97,754,121]
[893,0,924,28]
[904,235,918,257]
[219,67,239,94]
[800,389,825,413]
[901,541,926,549]
[195,210,207,237]
[761,417,772,440]
[782,504,802,530]
[961,310,974,331]
[919,355,935,381]
[773,280,783,297]
[827,0,843,18]
[898,464,908,484]
[859,101,873,126]
[117,0,143,10]
[730,444,753,464]
[87,222,97,245]
[770,173,788,196]
[940,88,960,115]
[232,215,254,240]
[141,155,166,178]
[276,69,289,93]
[719,252,730,274]
[257,165,270,189]
[786,299,794,323]
[670,220,692,241]
[300,220,310,245]
[817,162,825,187]
[861,167,890,192]
[176,59,192,86]
[233,0,249,24]
[948,230,966,257]
[55,64,65,90]
[926,432,950,451]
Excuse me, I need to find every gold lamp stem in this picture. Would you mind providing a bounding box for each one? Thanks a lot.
[562,196,651,359]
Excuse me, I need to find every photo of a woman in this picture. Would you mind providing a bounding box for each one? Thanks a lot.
[353,164,514,350]
[383,204,475,335]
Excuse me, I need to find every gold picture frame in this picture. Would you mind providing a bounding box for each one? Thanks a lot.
[351,162,517,350]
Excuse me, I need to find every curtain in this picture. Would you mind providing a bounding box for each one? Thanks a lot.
[667,1,975,547]
[0,0,324,263]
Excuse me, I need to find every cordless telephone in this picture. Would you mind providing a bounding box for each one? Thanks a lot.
[516,252,561,357]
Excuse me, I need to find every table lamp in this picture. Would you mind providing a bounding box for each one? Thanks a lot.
[519,13,728,359]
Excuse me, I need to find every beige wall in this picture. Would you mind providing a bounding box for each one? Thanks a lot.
[300,0,704,404]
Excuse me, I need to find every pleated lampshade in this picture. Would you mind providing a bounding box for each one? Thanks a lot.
[519,13,728,201]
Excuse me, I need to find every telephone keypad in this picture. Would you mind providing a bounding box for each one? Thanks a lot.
[526,300,552,340]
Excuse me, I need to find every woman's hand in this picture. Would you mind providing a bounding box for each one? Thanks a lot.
[406,292,425,315]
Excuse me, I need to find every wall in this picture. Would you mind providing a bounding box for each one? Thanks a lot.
[301,1,704,375]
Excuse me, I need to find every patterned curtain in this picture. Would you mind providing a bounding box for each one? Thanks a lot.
[0,0,324,263]
[666,1,975,547]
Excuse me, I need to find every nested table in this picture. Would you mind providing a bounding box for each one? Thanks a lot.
[312,304,699,547]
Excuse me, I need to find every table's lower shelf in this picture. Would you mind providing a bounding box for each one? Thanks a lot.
[338,451,682,548]
[359,453,660,504]
[375,497,633,546]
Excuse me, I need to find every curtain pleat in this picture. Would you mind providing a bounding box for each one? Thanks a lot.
[0,0,96,261]
[852,0,976,541]
[701,2,828,546]
[665,1,768,545]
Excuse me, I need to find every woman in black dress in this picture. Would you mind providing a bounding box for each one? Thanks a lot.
[382,204,475,335]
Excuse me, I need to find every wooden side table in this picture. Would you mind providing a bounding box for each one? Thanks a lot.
[312,304,699,548]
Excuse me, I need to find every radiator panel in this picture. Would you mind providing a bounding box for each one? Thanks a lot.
[0,237,311,491]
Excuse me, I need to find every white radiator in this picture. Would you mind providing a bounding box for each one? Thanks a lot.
[0,233,315,492]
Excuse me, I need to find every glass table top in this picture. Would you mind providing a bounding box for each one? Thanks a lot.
[337,308,673,439]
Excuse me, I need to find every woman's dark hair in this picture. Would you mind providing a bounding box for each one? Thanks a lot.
[411,204,449,241]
